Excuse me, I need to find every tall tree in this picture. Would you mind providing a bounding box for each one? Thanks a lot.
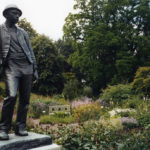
[31,35,65,95]
[18,18,38,39]
[18,18,65,95]
[63,0,150,95]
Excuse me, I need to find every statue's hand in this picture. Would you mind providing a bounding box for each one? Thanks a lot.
[33,70,38,84]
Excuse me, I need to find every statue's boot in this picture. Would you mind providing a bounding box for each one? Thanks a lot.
[0,130,9,140]
[0,96,16,140]
[15,102,29,136]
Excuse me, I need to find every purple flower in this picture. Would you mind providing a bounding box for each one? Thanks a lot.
[121,117,137,124]
[71,96,92,108]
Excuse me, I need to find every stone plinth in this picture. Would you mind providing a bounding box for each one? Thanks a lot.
[29,144,61,150]
[0,132,52,150]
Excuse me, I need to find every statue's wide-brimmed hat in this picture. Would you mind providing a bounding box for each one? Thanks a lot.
[3,4,22,17]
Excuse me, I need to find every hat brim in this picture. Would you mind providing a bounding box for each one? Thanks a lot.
[3,8,22,17]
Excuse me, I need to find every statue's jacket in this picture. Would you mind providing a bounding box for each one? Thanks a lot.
[0,23,37,70]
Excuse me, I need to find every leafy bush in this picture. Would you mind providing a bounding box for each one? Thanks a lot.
[82,86,93,97]
[120,117,137,129]
[30,93,69,105]
[27,115,150,150]
[57,121,120,150]
[29,102,49,118]
[29,95,69,118]
[54,121,150,150]
[40,115,74,124]
[119,129,150,150]
[53,112,70,118]
[63,79,81,100]
[100,84,133,105]
[117,111,131,117]
[122,98,141,109]
[131,67,150,98]
[54,120,150,150]
[136,112,150,128]
[73,102,101,123]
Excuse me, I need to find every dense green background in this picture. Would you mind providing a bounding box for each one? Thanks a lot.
[18,0,150,96]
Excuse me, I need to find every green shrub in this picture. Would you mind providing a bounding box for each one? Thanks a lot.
[30,119,150,149]
[117,111,130,117]
[82,86,93,97]
[29,97,69,118]
[122,98,141,109]
[29,102,49,118]
[136,112,150,128]
[54,121,150,150]
[122,122,137,129]
[57,121,119,149]
[100,84,133,105]
[131,67,150,99]
[63,79,81,100]
[73,102,101,123]
[54,112,70,118]
[119,129,150,150]
[40,115,74,124]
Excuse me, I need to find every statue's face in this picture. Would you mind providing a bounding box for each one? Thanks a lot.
[5,9,21,24]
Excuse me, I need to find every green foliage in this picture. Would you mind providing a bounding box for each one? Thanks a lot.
[55,121,150,150]
[64,0,150,95]
[58,121,119,150]
[30,93,69,105]
[82,86,93,98]
[112,54,136,84]
[73,102,101,123]
[63,79,81,100]
[122,98,142,109]
[100,84,133,105]
[63,72,76,81]
[31,35,65,95]
[136,112,150,128]
[132,67,150,98]
[18,18,66,95]
[53,112,70,118]
[29,102,49,118]
[55,39,74,59]
[29,95,69,118]
[117,111,131,117]
[119,130,150,150]
[27,96,150,150]
[18,18,38,39]
[40,114,74,124]
[122,122,137,130]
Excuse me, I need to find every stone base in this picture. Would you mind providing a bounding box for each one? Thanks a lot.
[0,132,52,150]
[29,144,61,150]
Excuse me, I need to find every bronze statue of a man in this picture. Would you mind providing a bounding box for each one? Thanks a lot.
[0,4,38,140]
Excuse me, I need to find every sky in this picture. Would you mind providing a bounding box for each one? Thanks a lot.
[0,0,75,40]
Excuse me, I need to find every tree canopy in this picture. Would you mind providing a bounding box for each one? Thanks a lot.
[63,0,150,95]
[18,19,65,95]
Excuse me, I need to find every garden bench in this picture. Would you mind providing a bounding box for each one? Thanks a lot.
[49,105,70,114]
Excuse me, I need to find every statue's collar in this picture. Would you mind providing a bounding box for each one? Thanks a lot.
[2,22,18,32]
